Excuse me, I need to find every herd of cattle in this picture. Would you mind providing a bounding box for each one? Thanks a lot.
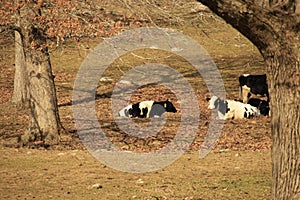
[119,74,270,120]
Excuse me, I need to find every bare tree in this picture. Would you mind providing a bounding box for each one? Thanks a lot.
[0,0,123,146]
[196,0,300,199]
[12,8,28,107]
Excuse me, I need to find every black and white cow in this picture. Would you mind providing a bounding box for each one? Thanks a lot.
[239,74,269,103]
[247,98,270,116]
[119,99,177,118]
[207,96,260,120]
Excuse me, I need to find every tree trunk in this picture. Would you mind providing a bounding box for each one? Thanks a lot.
[197,0,300,199]
[253,0,269,8]
[296,0,300,13]
[269,0,297,12]
[12,10,28,107]
[270,67,300,200]
[20,22,61,146]
[264,39,300,200]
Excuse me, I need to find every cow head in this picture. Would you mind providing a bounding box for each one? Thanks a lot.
[207,96,219,109]
[259,101,270,116]
[163,99,177,113]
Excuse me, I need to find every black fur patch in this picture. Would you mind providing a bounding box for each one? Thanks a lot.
[125,109,129,117]
[149,100,177,117]
[121,100,177,118]
[129,103,148,118]
[248,98,270,116]
[244,110,248,118]
[149,104,165,117]
[239,74,269,101]
[244,107,255,119]
[216,98,229,115]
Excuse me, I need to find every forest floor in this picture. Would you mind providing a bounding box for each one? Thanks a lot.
[0,1,272,199]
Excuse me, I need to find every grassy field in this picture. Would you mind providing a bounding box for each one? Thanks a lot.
[0,148,271,200]
[0,1,272,199]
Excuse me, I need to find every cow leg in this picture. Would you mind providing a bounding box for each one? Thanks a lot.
[247,92,252,101]
[266,91,270,102]
[242,85,251,103]
[239,86,243,100]
[142,107,148,118]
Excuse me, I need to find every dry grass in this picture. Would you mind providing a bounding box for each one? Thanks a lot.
[0,2,272,199]
[0,147,271,200]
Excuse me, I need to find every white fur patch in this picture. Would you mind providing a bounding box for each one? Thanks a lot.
[208,96,218,109]
[119,105,133,117]
[226,100,260,119]
[138,100,154,118]
[208,96,260,120]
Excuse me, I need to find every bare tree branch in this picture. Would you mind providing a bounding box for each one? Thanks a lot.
[197,0,299,52]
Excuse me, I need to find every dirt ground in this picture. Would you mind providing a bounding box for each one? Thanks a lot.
[0,1,272,199]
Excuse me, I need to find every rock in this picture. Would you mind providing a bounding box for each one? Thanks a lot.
[235,153,241,157]
[136,178,144,184]
[99,77,113,82]
[89,183,103,189]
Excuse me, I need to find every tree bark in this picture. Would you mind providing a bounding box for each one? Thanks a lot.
[12,9,28,107]
[197,0,300,199]
[253,0,269,8]
[269,0,298,12]
[266,39,300,200]
[19,14,61,146]
[296,0,300,13]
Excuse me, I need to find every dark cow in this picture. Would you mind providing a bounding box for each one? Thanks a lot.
[239,74,269,103]
[247,98,270,116]
[207,95,260,120]
[119,99,177,118]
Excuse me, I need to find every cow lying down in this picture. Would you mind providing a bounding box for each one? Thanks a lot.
[207,96,260,120]
[119,99,177,118]
[247,98,270,116]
